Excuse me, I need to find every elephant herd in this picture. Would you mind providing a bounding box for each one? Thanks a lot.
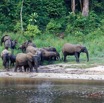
[0,35,89,72]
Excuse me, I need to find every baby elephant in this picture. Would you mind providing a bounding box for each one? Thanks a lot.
[1,53,10,70]
[14,52,39,72]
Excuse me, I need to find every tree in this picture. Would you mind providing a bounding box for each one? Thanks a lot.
[71,0,75,13]
[20,0,24,32]
[82,0,89,16]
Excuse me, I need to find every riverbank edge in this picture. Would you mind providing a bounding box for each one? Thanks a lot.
[0,64,104,83]
[0,72,104,84]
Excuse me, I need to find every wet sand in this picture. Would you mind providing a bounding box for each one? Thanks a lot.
[0,63,104,81]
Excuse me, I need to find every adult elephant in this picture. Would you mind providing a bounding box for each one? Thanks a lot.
[42,47,60,60]
[1,35,17,49]
[62,43,89,62]
[41,50,60,63]
[26,46,38,54]
[19,40,36,52]
[14,52,39,72]
[43,46,57,52]
[1,35,11,45]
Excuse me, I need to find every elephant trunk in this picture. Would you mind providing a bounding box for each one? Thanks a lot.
[85,50,89,62]
[33,55,38,72]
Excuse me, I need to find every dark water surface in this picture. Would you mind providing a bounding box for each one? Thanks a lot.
[0,78,104,103]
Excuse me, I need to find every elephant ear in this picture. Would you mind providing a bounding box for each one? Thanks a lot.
[75,45,82,52]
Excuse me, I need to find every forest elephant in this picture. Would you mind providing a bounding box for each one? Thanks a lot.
[1,35,17,49]
[1,35,11,45]
[19,40,36,52]
[26,46,38,54]
[43,47,57,52]
[41,50,60,63]
[14,53,39,72]
[42,46,60,60]
[62,43,89,62]
[10,54,16,66]
[1,53,10,70]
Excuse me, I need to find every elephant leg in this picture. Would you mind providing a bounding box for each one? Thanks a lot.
[78,53,80,59]
[19,67,23,72]
[48,57,52,64]
[28,61,33,72]
[14,64,18,72]
[75,52,79,63]
[35,66,38,73]
[40,56,44,65]
[63,53,67,62]
[6,61,9,71]
[3,61,6,69]
[24,66,27,72]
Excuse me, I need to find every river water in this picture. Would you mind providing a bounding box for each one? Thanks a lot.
[0,78,104,103]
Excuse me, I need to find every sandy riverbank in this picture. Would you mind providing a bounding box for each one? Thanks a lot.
[0,63,104,81]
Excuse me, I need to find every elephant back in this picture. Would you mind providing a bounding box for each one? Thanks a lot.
[62,43,84,53]
[16,53,28,63]
[43,47,56,52]
[26,46,37,54]
[62,43,76,53]
[43,50,56,57]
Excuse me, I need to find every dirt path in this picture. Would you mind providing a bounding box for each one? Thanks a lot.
[0,63,104,81]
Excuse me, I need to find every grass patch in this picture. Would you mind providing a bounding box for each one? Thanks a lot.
[0,30,104,69]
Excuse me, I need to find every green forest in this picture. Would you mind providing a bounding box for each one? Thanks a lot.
[0,0,104,68]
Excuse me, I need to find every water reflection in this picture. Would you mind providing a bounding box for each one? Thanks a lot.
[29,82,54,103]
[0,78,104,103]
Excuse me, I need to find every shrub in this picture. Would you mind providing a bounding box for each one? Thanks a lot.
[65,11,101,35]
[24,24,41,39]
[46,19,62,34]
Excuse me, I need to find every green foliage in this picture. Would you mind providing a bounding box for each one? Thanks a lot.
[65,11,101,35]
[24,24,41,38]
[0,0,103,33]
[46,19,62,34]
[29,12,38,25]
[14,22,21,32]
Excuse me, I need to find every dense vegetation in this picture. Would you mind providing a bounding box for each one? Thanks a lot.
[0,0,104,68]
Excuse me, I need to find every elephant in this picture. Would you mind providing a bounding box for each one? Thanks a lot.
[26,46,44,65]
[1,35,11,45]
[41,50,60,63]
[14,52,39,72]
[1,53,10,70]
[1,35,17,49]
[43,46,57,52]
[26,46,38,54]
[42,47,60,61]
[19,40,36,52]
[10,54,16,66]
[62,43,89,62]
[11,40,17,49]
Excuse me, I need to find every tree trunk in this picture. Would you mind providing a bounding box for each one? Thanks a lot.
[79,0,82,12]
[82,0,89,16]
[71,0,75,13]
[20,0,24,32]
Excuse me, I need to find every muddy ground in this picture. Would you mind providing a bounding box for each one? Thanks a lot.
[0,63,104,81]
